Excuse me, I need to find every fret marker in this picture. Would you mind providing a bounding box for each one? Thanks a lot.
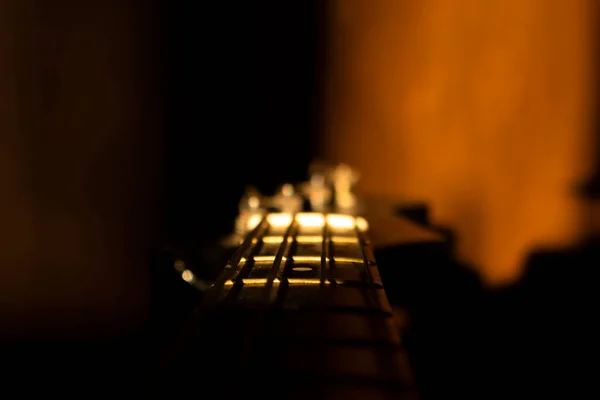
[292,267,313,272]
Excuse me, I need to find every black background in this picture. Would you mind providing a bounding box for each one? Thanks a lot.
[162,1,326,244]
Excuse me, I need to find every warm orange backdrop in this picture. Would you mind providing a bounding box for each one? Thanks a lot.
[323,0,597,285]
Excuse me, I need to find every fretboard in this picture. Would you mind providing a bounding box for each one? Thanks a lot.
[164,212,417,398]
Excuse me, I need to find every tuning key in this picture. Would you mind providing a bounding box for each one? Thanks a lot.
[329,163,360,212]
[235,186,264,236]
[302,171,332,212]
[239,185,261,211]
[272,183,303,213]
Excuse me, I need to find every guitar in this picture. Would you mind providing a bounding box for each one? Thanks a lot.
[157,163,449,399]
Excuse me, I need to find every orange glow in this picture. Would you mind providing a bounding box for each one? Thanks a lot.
[323,0,597,285]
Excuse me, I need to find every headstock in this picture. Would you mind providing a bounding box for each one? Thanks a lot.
[171,161,449,295]
[233,162,363,239]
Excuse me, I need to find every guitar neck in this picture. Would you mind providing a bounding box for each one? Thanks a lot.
[162,211,418,398]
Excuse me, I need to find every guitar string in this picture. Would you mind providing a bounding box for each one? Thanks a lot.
[157,215,269,378]
[235,213,299,381]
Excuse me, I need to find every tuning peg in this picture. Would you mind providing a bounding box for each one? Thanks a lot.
[329,163,360,212]
[272,183,303,213]
[235,186,264,236]
[329,163,360,187]
[238,185,261,212]
[301,169,332,212]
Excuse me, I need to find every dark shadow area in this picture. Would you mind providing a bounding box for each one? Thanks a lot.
[378,200,599,399]
[162,1,325,244]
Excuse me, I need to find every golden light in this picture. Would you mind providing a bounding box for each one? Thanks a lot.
[242,278,269,285]
[246,214,263,230]
[333,257,364,263]
[262,236,284,243]
[295,236,323,243]
[253,255,282,262]
[247,196,259,209]
[281,183,294,196]
[326,214,355,229]
[295,213,325,227]
[287,278,328,285]
[267,213,293,228]
[355,217,369,232]
[331,236,359,243]
[181,269,194,282]
[291,256,322,263]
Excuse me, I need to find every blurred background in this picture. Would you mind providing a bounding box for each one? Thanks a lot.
[1,0,598,395]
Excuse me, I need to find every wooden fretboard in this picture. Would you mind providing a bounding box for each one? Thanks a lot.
[163,212,417,399]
